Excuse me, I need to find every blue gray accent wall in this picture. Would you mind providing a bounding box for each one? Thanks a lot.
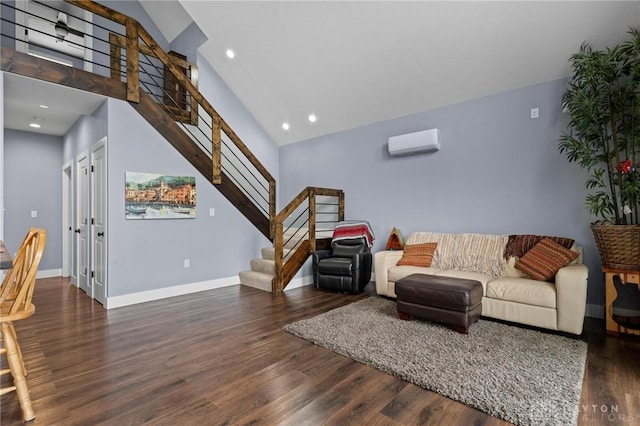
[63,100,108,163]
[105,98,267,297]
[4,129,63,272]
[170,22,207,64]
[279,78,604,308]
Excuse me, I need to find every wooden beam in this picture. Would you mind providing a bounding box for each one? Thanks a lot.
[109,33,121,80]
[212,122,222,184]
[66,0,128,25]
[125,18,139,103]
[1,47,126,100]
[273,222,284,293]
[109,33,160,60]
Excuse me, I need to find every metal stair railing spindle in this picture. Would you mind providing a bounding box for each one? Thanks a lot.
[0,1,128,80]
[2,0,347,290]
[63,0,276,237]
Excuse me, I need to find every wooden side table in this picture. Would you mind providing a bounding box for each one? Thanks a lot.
[603,267,640,336]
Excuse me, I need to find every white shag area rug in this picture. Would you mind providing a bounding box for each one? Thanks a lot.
[283,297,587,426]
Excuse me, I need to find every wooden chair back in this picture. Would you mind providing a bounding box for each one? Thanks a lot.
[0,228,47,317]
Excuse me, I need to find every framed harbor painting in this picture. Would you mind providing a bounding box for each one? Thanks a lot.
[125,171,196,219]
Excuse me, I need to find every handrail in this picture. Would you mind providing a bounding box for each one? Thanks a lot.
[273,187,344,292]
[65,0,276,235]
[2,1,347,292]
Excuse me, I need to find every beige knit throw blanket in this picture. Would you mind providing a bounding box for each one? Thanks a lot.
[406,232,508,278]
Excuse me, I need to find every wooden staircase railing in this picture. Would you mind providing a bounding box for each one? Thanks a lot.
[65,0,277,239]
[273,187,344,292]
[1,0,345,292]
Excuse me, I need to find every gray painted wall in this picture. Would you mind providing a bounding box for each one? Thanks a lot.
[106,98,267,297]
[63,100,108,163]
[2,0,280,301]
[4,129,63,271]
[279,78,604,307]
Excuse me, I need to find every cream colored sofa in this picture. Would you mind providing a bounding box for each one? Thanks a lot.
[374,232,589,335]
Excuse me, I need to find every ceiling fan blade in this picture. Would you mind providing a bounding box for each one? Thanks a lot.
[67,26,85,38]
[55,11,85,39]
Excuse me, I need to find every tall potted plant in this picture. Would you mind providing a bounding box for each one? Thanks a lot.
[559,28,640,269]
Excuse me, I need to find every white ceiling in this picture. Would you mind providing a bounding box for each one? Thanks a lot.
[171,1,640,146]
[4,73,105,136]
[4,1,639,146]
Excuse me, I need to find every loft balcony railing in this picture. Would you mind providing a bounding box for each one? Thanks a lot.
[1,0,345,292]
[1,0,275,238]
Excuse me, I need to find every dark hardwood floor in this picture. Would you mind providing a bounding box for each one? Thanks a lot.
[1,277,639,425]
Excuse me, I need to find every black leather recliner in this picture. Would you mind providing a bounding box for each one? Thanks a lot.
[312,237,372,294]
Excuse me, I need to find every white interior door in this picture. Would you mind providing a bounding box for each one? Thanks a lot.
[91,139,107,305]
[76,150,90,294]
[62,161,73,279]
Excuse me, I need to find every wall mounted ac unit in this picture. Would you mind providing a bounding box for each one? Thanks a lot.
[388,128,440,156]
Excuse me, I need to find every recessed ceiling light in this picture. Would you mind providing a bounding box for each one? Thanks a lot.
[29,117,44,128]
[308,114,317,123]
[281,122,290,131]
[39,104,49,109]
[225,49,235,59]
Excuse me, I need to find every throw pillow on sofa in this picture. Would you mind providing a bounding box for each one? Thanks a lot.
[396,242,437,267]
[515,238,579,282]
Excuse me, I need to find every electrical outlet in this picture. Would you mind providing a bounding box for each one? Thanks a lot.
[184,259,190,268]
[209,208,215,217]
[31,210,38,218]
[530,107,539,119]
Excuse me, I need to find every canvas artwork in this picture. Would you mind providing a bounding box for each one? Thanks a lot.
[125,171,196,219]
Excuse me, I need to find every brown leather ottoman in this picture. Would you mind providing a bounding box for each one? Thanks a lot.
[395,274,483,334]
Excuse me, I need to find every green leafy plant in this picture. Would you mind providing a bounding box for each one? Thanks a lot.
[559,28,640,225]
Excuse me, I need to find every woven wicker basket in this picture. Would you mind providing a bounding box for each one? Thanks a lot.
[591,222,640,269]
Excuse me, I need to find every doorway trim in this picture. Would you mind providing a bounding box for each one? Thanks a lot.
[62,160,73,279]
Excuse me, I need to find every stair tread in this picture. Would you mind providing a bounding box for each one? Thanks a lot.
[239,270,273,292]
[250,258,275,274]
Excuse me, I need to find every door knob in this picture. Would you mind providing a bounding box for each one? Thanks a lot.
[74,229,81,233]
[97,232,104,237]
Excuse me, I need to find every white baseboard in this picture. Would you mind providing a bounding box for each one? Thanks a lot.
[284,275,313,290]
[585,303,605,319]
[37,268,62,279]
[106,275,239,309]
[283,272,376,291]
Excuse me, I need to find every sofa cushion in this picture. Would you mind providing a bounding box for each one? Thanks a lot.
[486,278,556,308]
[504,234,575,259]
[434,270,493,295]
[515,238,579,282]
[388,266,441,282]
[396,242,437,267]
[502,256,526,278]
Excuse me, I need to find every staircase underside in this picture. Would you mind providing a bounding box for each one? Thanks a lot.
[1,47,271,239]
